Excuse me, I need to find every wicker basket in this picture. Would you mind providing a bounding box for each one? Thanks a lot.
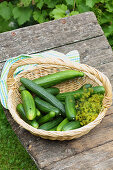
[7,57,112,140]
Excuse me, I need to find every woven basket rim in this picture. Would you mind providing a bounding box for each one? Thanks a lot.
[7,57,112,140]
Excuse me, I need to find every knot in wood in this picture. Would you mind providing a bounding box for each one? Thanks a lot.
[61,19,66,24]
[11,32,16,36]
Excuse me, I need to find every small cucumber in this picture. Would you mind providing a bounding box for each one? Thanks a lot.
[34,96,61,116]
[20,78,65,115]
[33,70,84,88]
[49,126,58,131]
[92,86,105,94]
[30,119,39,129]
[80,84,92,90]
[56,86,105,101]
[46,87,60,95]
[16,103,29,123]
[65,95,77,121]
[19,85,26,92]
[36,108,41,117]
[56,89,84,101]
[16,103,39,128]
[39,117,63,130]
[57,118,69,131]
[62,121,81,131]
[37,111,56,125]
[21,90,36,120]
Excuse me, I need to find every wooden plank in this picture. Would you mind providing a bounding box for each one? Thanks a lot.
[44,140,113,170]
[55,35,113,68]
[92,158,113,170]
[97,62,113,87]
[106,105,113,116]
[4,110,113,169]
[0,12,103,60]
[0,36,112,69]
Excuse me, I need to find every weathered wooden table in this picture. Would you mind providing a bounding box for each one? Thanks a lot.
[0,12,113,170]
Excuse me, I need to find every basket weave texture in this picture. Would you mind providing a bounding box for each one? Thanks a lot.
[7,57,112,140]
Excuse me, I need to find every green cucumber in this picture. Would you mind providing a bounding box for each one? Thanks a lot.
[57,118,69,131]
[16,103,39,128]
[56,86,105,101]
[30,119,39,128]
[21,90,36,120]
[62,121,81,131]
[16,103,29,123]
[20,78,65,115]
[80,84,92,90]
[34,96,61,116]
[39,117,63,130]
[46,87,60,95]
[19,85,26,92]
[19,85,60,96]
[92,86,105,94]
[37,111,56,125]
[33,70,84,88]
[65,95,77,121]
[36,108,41,117]
[49,126,58,131]
[56,89,83,101]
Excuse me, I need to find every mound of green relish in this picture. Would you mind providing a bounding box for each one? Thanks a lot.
[75,88,104,126]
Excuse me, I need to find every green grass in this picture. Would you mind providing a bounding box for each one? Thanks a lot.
[0,102,38,170]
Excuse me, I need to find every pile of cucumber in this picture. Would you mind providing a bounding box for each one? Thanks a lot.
[16,70,105,131]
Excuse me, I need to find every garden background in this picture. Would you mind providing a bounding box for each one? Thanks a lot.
[0,0,113,169]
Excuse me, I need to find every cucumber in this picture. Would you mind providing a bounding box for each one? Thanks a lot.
[57,118,69,131]
[33,70,84,88]
[19,85,60,96]
[19,85,26,92]
[16,103,29,123]
[16,103,39,128]
[37,111,56,125]
[46,87,60,95]
[56,86,105,101]
[49,126,58,131]
[62,121,81,131]
[21,90,36,120]
[20,78,65,115]
[34,96,61,116]
[56,89,83,101]
[92,86,105,94]
[30,119,39,129]
[39,117,63,130]
[65,95,77,121]
[80,84,92,90]
[36,108,41,117]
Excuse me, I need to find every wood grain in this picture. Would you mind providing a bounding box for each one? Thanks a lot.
[92,157,113,170]
[0,12,103,60]
[0,35,112,70]
[45,140,113,170]
[55,35,113,68]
